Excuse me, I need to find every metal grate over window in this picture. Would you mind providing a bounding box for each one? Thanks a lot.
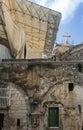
[0,87,10,108]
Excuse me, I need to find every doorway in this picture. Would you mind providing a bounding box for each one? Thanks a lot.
[0,113,4,130]
[48,107,59,127]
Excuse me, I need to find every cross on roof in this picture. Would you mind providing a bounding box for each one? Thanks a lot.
[63,32,71,44]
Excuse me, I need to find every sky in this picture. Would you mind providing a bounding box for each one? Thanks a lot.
[29,0,83,45]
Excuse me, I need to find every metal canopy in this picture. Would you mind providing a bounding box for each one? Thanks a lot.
[0,0,61,58]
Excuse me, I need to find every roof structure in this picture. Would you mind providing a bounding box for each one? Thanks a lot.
[0,0,61,58]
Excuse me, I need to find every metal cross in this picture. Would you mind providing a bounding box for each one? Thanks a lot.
[63,32,71,44]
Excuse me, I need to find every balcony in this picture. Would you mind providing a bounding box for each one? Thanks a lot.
[0,87,10,108]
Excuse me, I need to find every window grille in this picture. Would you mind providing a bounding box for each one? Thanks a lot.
[30,114,40,127]
[0,87,10,108]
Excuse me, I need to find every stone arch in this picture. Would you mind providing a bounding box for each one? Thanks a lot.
[41,78,77,106]
[40,78,82,130]
[0,82,29,130]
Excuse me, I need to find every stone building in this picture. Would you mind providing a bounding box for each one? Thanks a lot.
[0,60,83,130]
[0,0,83,130]
[55,43,83,61]
[53,44,70,61]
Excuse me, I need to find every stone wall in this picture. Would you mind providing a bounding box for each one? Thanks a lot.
[59,44,83,61]
[0,82,28,130]
[0,61,83,130]
[67,49,83,60]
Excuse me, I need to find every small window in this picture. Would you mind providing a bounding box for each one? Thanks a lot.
[48,107,59,127]
[0,113,4,129]
[31,114,40,127]
[17,119,20,127]
[68,83,74,91]
[77,64,82,72]
[78,105,81,113]
[24,43,26,59]
[80,52,83,56]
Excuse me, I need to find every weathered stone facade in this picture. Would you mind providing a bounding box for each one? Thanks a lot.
[55,43,83,61]
[0,1,83,130]
[54,44,70,61]
[0,60,83,130]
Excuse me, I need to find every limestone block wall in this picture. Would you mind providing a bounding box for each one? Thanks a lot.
[60,48,83,61]
[29,63,83,130]
[0,61,83,130]
[1,83,28,130]
[67,49,83,60]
